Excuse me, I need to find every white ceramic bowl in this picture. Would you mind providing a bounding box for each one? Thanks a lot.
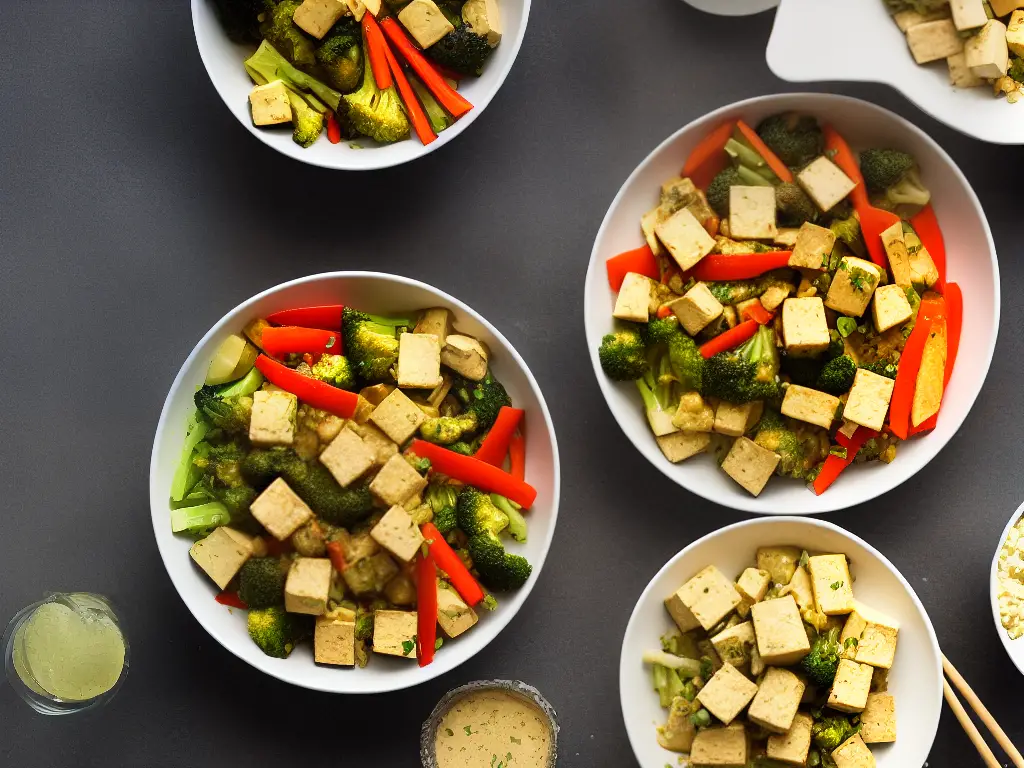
[620,517,942,768]
[149,272,560,693]
[191,0,531,170]
[583,93,999,515]
[682,0,778,16]
[990,500,1024,676]
[767,0,1024,145]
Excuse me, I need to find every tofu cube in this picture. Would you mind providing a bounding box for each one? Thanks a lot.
[831,733,876,768]
[948,51,986,87]
[370,388,426,444]
[872,284,913,333]
[344,0,381,21]
[347,421,399,466]
[613,272,654,323]
[844,369,896,432]
[807,554,855,615]
[655,208,717,272]
[736,568,772,603]
[991,0,1024,15]
[828,659,874,713]
[782,297,830,356]
[860,692,897,743]
[664,565,743,632]
[751,595,811,666]
[825,257,881,318]
[397,332,443,389]
[669,282,724,335]
[729,186,777,240]
[748,666,806,733]
[782,385,841,430]
[696,663,758,725]
[721,437,781,497]
[906,19,965,64]
[689,724,748,767]
[398,0,455,48]
[673,391,715,432]
[249,389,297,446]
[314,613,355,666]
[285,557,332,615]
[440,334,489,381]
[319,427,376,487]
[414,307,452,340]
[767,712,813,766]
[713,400,763,438]
[370,504,425,562]
[965,19,1009,79]
[840,601,901,668]
[641,207,669,258]
[372,609,418,658]
[189,526,252,589]
[760,282,793,312]
[369,454,428,507]
[797,157,857,213]
[655,430,711,463]
[951,0,988,30]
[1008,10,1024,57]
[292,0,347,39]
[774,228,801,248]
[462,0,502,46]
[249,81,292,126]
[880,221,913,289]
[711,621,756,668]
[789,222,836,272]
[250,478,314,541]
[436,581,478,638]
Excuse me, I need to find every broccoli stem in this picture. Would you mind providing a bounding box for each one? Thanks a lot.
[491,494,527,542]
[171,501,231,535]
[171,414,210,502]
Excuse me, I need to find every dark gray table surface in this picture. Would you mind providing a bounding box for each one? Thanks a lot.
[2,1,1022,766]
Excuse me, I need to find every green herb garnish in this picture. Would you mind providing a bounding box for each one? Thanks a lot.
[830,581,844,590]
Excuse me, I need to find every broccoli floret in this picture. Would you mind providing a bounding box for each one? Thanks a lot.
[812,714,859,753]
[354,610,375,641]
[706,166,744,218]
[428,20,494,76]
[829,213,867,260]
[247,606,311,658]
[755,112,824,167]
[468,530,532,591]
[816,355,857,394]
[776,182,818,227]
[456,486,509,537]
[643,317,704,392]
[429,483,459,534]
[194,386,253,435]
[420,412,479,444]
[599,327,649,381]
[316,21,363,92]
[343,46,411,144]
[859,148,931,210]
[1009,57,1024,84]
[310,353,357,390]
[451,372,512,430]
[287,91,325,148]
[703,325,781,404]
[238,557,288,608]
[859,359,898,380]
[341,307,411,384]
[802,627,842,687]
[259,0,317,71]
[211,0,270,42]
[781,354,825,388]
[753,410,807,479]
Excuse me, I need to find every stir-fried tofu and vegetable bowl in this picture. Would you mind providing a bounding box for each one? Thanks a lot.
[208,0,506,149]
[594,112,965,499]
[645,545,901,767]
[165,299,545,674]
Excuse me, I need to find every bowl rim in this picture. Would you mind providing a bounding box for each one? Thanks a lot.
[190,0,533,171]
[990,499,1024,677]
[583,91,1000,515]
[618,515,943,766]
[148,271,561,693]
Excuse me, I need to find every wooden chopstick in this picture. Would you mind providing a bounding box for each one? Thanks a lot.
[942,654,1024,768]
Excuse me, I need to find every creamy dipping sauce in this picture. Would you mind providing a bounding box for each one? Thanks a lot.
[435,690,552,768]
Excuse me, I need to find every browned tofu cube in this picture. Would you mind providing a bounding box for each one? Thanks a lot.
[721,437,781,497]
[369,388,426,444]
[369,454,428,507]
[655,430,711,463]
[319,427,376,487]
[788,222,837,271]
[751,595,811,665]
[285,557,332,616]
[669,282,724,336]
[767,712,813,766]
[831,733,876,767]
[828,659,874,713]
[250,478,314,541]
[860,692,897,743]
[696,663,758,725]
[664,565,743,632]
[689,724,748,767]
[189,526,252,590]
[314,612,355,666]
[747,666,805,733]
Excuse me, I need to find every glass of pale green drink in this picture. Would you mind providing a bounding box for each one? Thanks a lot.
[3,593,129,714]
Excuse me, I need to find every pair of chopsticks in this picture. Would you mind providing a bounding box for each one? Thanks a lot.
[942,654,1023,768]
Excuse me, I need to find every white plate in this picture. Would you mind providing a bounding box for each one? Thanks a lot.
[991,500,1024,676]
[767,0,1024,145]
[620,517,942,768]
[191,0,531,170]
[149,272,560,693]
[583,93,999,515]
[682,0,779,16]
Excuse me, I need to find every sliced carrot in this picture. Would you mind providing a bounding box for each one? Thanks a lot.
[361,14,393,91]
[474,407,525,467]
[699,319,759,359]
[910,205,947,286]
[683,121,735,190]
[380,17,472,119]
[736,120,793,183]
[326,112,342,144]
[606,245,660,291]
[508,432,526,481]
[384,44,436,145]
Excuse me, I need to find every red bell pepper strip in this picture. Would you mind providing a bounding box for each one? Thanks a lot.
[835,426,878,450]
[326,541,347,574]
[509,432,526,481]
[910,205,947,286]
[736,120,793,183]
[740,301,774,325]
[606,245,660,290]
[689,252,793,282]
[416,552,438,666]
[260,326,342,358]
[656,305,674,319]
[380,17,473,119]
[326,112,342,144]
[421,522,484,607]
[385,44,437,146]
[699,319,759,359]
[887,316,934,440]
[361,13,393,91]
[215,591,248,609]
[474,407,525,467]
[254,355,360,418]
[267,305,344,331]
[682,121,735,190]
[812,427,876,495]
[410,440,538,508]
